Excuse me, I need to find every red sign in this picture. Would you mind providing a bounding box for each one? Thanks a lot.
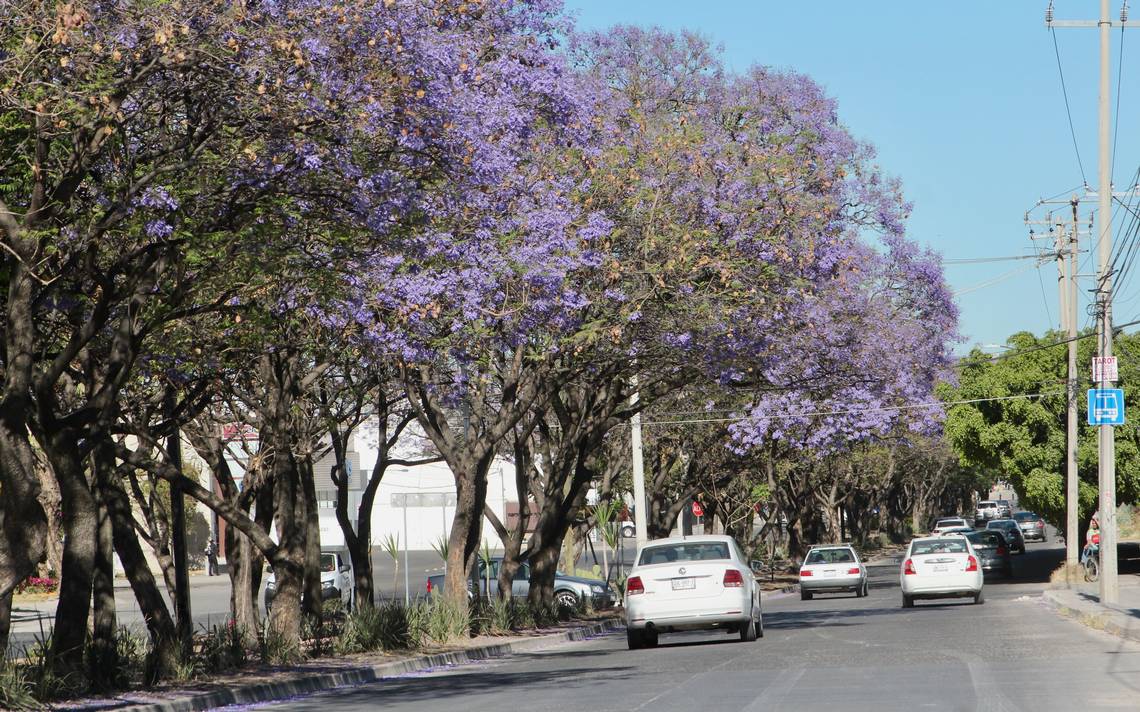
[691,501,704,517]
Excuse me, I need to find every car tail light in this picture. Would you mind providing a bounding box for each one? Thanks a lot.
[847,567,860,575]
[800,569,813,577]
[996,546,1007,556]
[426,580,432,593]
[965,555,979,572]
[723,569,745,587]
[903,559,916,575]
[626,576,644,595]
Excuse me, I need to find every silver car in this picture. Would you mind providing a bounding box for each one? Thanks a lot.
[798,545,868,599]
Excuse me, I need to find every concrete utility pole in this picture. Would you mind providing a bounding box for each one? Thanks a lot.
[1046,0,1133,604]
[629,376,648,549]
[1026,211,1080,572]
[1068,198,1081,572]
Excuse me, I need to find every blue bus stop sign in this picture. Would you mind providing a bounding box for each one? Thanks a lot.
[1088,388,1126,426]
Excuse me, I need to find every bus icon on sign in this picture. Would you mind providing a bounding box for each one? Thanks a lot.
[1088,389,1126,426]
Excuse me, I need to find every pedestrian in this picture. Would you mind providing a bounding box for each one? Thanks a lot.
[205,539,219,576]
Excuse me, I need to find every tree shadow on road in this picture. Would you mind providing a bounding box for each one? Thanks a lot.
[260,664,636,710]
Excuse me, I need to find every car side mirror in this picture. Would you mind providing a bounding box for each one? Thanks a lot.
[266,565,273,574]
[339,565,350,573]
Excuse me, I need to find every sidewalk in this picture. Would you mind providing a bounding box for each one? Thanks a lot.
[1042,575,1140,643]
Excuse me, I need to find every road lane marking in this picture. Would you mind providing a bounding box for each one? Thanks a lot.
[742,668,806,710]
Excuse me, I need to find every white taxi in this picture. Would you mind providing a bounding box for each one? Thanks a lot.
[624,535,762,649]
[899,535,983,607]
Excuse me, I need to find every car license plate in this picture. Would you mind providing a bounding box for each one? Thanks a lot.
[671,577,695,590]
[823,570,837,578]
[933,565,948,572]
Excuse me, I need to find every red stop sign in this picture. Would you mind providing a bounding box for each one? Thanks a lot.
[691,501,704,517]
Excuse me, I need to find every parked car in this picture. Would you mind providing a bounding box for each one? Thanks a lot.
[624,535,763,649]
[264,551,353,612]
[974,501,999,526]
[1013,511,1047,542]
[798,545,868,599]
[931,517,970,535]
[966,530,1013,577]
[985,518,1027,554]
[900,535,984,607]
[426,558,615,609]
[996,500,1014,518]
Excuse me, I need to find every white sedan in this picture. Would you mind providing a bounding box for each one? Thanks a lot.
[624,535,763,649]
[900,536,984,607]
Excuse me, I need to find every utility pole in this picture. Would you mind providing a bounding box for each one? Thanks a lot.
[1047,0,1132,604]
[1026,210,1080,573]
[1067,197,1081,573]
[629,375,648,549]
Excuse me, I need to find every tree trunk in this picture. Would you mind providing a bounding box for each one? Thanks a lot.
[443,453,492,606]
[299,454,323,621]
[104,470,179,681]
[35,453,64,578]
[0,411,48,604]
[267,446,305,653]
[49,435,97,678]
[89,457,118,689]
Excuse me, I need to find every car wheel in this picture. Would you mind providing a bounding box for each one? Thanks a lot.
[1003,565,1012,578]
[644,629,659,648]
[739,616,758,642]
[555,590,578,609]
[973,590,984,605]
[800,589,813,601]
[902,594,914,609]
[756,612,764,638]
[626,628,644,650]
[862,582,870,597]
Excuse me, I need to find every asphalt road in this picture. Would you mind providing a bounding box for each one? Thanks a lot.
[240,537,1140,712]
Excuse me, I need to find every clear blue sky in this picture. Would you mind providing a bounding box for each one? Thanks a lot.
[566,1,1140,352]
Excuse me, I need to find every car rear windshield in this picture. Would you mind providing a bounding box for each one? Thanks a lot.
[639,542,730,565]
[805,548,856,564]
[1013,512,1039,522]
[912,539,968,556]
[977,502,996,508]
[936,519,965,526]
[987,520,1016,530]
[967,531,1004,547]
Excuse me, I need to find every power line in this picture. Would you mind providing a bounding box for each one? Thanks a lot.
[636,391,1066,427]
[1036,261,1054,329]
[1051,27,1089,185]
[943,254,1040,265]
[952,262,1040,296]
[1113,21,1126,175]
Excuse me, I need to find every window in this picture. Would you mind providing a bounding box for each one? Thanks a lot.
[806,548,856,564]
[912,539,968,556]
[639,542,730,565]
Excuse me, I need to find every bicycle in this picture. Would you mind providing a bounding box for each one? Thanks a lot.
[1081,538,1100,583]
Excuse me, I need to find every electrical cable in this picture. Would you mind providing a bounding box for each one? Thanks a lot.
[635,391,1066,427]
[951,262,1040,296]
[1036,261,1055,329]
[943,254,1040,265]
[1051,27,1089,186]
[1113,21,1126,176]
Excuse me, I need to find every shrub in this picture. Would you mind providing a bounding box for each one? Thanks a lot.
[335,603,412,654]
[196,622,250,675]
[0,660,40,711]
[408,597,470,646]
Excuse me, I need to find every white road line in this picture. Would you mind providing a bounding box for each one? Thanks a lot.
[743,667,806,710]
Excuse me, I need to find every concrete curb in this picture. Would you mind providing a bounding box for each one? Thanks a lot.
[89,619,623,712]
[1041,588,1140,644]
